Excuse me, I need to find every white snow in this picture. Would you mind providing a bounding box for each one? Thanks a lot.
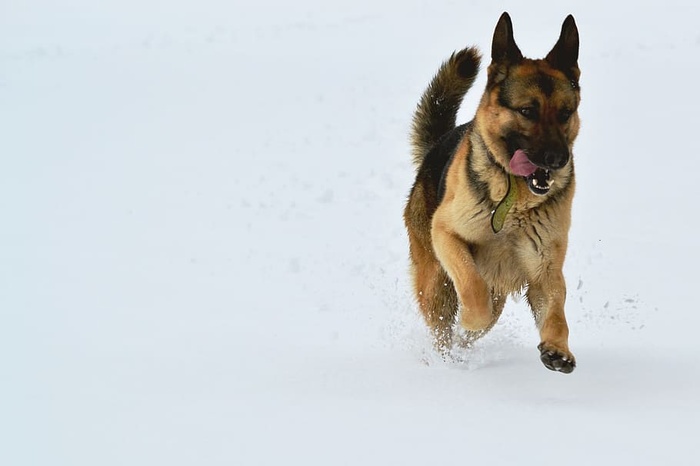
[2,1,699,465]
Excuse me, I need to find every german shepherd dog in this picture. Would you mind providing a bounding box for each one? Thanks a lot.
[404,12,580,373]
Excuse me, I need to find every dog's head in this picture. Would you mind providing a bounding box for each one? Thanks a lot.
[477,12,580,195]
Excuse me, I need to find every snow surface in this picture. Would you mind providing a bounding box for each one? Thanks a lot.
[2,1,700,464]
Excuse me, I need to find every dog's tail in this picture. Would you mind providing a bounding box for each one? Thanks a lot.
[410,47,481,167]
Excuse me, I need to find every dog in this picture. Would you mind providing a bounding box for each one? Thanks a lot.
[404,12,581,373]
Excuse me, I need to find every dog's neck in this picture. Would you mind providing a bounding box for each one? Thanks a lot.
[469,129,511,205]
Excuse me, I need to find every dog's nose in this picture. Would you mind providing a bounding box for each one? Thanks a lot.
[543,150,569,169]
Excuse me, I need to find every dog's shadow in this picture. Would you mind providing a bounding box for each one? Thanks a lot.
[446,343,698,410]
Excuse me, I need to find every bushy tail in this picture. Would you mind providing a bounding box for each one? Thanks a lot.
[410,47,481,167]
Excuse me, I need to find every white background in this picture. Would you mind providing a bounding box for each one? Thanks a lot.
[2,1,699,464]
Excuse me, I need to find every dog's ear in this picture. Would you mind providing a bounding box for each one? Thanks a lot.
[546,15,579,74]
[491,12,523,65]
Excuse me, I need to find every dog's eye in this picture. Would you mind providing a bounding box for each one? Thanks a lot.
[518,107,537,120]
[558,109,573,123]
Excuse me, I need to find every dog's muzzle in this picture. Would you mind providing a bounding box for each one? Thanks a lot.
[527,169,551,195]
[510,149,555,196]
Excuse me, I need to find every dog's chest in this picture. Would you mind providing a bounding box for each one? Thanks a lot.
[468,209,552,293]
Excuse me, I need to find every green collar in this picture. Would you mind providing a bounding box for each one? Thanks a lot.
[491,174,517,233]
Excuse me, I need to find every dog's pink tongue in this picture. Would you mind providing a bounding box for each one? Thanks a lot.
[510,149,538,177]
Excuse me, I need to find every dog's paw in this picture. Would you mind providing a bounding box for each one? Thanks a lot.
[537,343,576,374]
[458,294,494,332]
[459,307,493,332]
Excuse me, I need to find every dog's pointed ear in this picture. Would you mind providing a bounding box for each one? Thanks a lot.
[491,12,523,64]
[546,15,579,73]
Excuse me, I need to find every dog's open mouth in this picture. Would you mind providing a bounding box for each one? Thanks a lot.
[509,149,552,196]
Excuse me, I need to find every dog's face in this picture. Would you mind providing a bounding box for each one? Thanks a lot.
[478,13,580,195]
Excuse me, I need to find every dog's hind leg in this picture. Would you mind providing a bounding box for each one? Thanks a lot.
[406,231,459,353]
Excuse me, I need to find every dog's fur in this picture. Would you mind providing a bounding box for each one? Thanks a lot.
[404,12,581,373]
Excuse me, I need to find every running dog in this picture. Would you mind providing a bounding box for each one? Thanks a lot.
[404,12,581,373]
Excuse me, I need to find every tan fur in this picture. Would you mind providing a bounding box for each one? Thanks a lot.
[404,13,581,372]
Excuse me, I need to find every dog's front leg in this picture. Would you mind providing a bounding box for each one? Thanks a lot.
[527,266,576,373]
[431,222,493,331]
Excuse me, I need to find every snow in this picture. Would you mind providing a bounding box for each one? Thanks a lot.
[2,1,699,464]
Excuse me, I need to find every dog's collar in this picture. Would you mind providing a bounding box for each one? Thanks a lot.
[491,174,517,233]
[473,132,509,176]
[484,147,508,175]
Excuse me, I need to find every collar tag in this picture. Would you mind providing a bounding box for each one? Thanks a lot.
[491,174,517,233]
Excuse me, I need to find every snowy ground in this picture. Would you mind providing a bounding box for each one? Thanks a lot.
[2,1,700,464]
